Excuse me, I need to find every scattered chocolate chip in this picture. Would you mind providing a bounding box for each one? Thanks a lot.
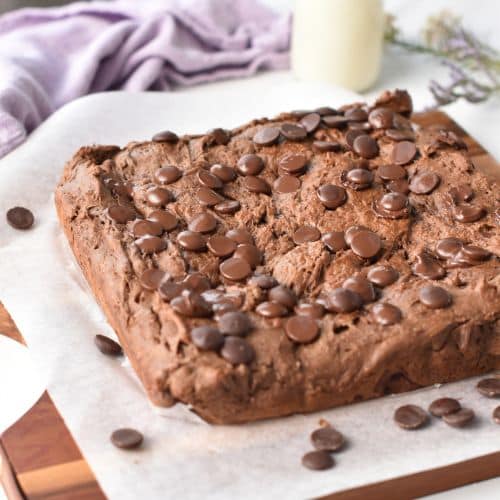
[324,288,363,313]
[132,219,163,237]
[443,408,475,428]
[368,107,394,129]
[279,153,308,175]
[429,398,461,417]
[145,186,173,207]
[220,336,255,365]
[177,230,207,251]
[312,141,342,153]
[344,225,368,246]
[233,243,262,269]
[453,205,485,223]
[349,230,381,259]
[345,129,365,149]
[345,107,368,122]
[196,187,224,206]
[209,128,230,146]
[392,141,417,165]
[243,176,272,195]
[197,169,223,190]
[285,315,319,343]
[301,450,335,471]
[237,154,265,176]
[450,184,474,203]
[385,128,415,141]
[152,130,179,143]
[394,405,429,430]
[190,326,224,351]
[107,205,136,224]
[188,212,217,233]
[6,206,34,230]
[147,210,178,231]
[171,290,212,317]
[372,303,402,325]
[182,273,211,293]
[225,227,253,244]
[409,171,440,195]
[315,106,337,116]
[374,193,409,219]
[218,311,252,336]
[135,235,166,254]
[311,426,345,452]
[476,378,500,398]
[435,237,463,259]
[207,235,237,257]
[210,164,237,183]
[377,164,406,181]
[255,301,288,318]
[253,127,280,146]
[248,274,277,289]
[300,113,321,133]
[323,115,349,128]
[387,179,410,194]
[214,200,241,215]
[493,406,500,424]
[322,231,348,252]
[110,428,143,449]
[94,334,123,356]
[317,184,347,209]
[348,121,372,131]
[458,245,491,262]
[269,285,297,309]
[293,225,321,245]
[343,275,377,303]
[139,268,166,291]
[154,165,182,184]
[274,175,301,193]
[419,285,452,309]
[353,134,379,159]
[342,168,374,190]
[219,257,252,281]
[295,302,325,318]
[412,253,446,280]
[281,123,307,141]
[367,265,399,287]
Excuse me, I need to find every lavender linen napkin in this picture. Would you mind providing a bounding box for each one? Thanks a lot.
[0,0,290,158]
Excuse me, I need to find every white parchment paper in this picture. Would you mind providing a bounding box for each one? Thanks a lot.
[0,74,498,500]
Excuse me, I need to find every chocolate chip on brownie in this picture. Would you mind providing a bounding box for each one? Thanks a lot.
[6,206,34,230]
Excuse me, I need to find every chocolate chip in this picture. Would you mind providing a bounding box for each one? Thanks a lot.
[139,268,166,291]
[443,408,475,428]
[394,405,429,430]
[233,243,262,269]
[342,168,374,190]
[301,450,335,471]
[367,265,399,288]
[349,230,381,259]
[281,123,307,141]
[171,290,212,317]
[6,206,34,230]
[372,303,402,325]
[269,285,297,309]
[453,205,485,223]
[253,127,280,146]
[152,130,179,143]
[476,378,500,398]
[188,212,217,233]
[135,235,166,254]
[226,227,253,244]
[107,205,136,224]
[177,230,207,251]
[323,115,349,128]
[190,326,224,351]
[317,184,347,209]
[110,428,143,449]
[284,315,319,344]
[218,311,252,336]
[343,275,377,303]
[219,257,252,281]
[147,210,178,232]
[237,154,264,176]
[315,106,337,116]
[146,186,173,207]
[197,169,223,189]
[429,398,461,417]
[293,225,321,245]
[279,153,308,175]
[435,238,463,259]
[322,231,348,252]
[392,141,417,165]
[210,164,237,183]
[385,128,415,141]
[345,129,365,149]
[208,128,230,146]
[412,253,446,280]
[154,166,182,184]
[344,225,368,246]
[220,336,255,365]
[324,288,363,313]
[312,141,342,153]
[345,107,368,122]
[349,121,372,131]
[377,164,406,181]
[182,273,211,293]
[409,171,440,194]
[94,334,123,356]
[450,184,474,203]
[493,406,500,424]
[374,193,409,219]
[207,235,237,257]
[311,426,345,452]
[419,285,451,309]
[387,179,410,194]
[214,200,241,215]
[243,176,272,195]
[196,187,224,206]
[295,302,325,318]
[274,175,301,194]
[300,113,321,133]
[255,301,288,318]
[132,219,163,237]
[368,107,394,129]
[248,274,278,289]
[459,245,491,262]
[353,134,379,159]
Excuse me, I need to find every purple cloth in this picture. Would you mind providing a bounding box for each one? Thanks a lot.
[0,0,290,158]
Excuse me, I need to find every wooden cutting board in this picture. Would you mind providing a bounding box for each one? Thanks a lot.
[1,110,499,500]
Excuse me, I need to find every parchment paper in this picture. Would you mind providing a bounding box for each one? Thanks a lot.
[0,73,498,499]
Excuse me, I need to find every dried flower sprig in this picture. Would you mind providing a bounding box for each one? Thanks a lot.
[385,11,500,107]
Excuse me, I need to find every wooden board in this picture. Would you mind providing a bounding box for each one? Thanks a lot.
[0,110,498,500]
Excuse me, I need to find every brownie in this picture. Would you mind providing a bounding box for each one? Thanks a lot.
[55,90,500,424]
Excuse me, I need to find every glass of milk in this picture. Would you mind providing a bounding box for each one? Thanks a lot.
[291,0,384,92]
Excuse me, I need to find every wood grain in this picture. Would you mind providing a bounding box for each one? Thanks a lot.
[0,111,498,500]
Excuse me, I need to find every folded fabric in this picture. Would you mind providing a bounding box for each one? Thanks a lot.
[0,0,290,158]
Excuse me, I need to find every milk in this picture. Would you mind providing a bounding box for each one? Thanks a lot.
[291,0,384,92]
